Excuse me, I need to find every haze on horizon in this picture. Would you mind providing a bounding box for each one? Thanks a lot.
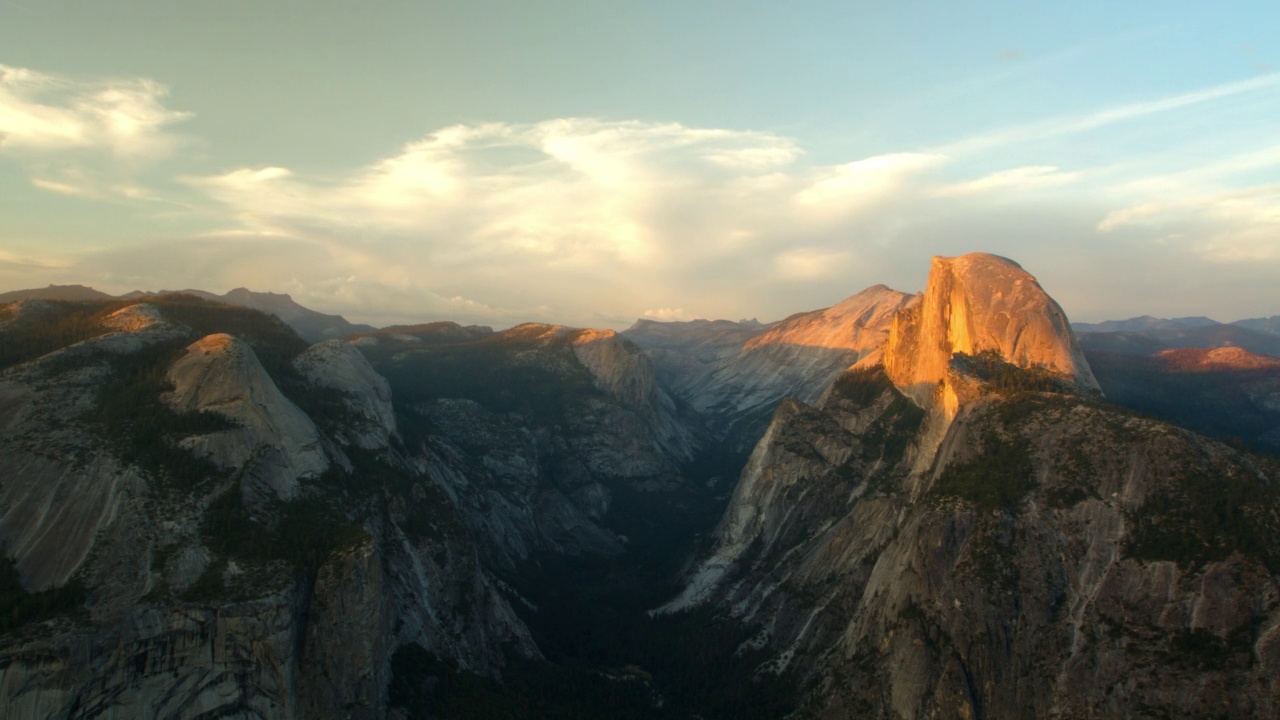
[1,1,1277,330]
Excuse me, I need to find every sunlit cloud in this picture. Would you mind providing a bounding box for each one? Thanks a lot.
[1099,185,1280,263]
[642,308,690,321]
[0,64,190,157]
[178,119,951,325]
[164,106,1280,327]
[935,165,1081,196]
[4,53,1279,329]
[774,248,854,281]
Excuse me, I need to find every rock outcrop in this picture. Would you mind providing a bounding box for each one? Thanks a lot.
[624,285,915,451]
[293,339,398,449]
[882,253,1097,407]
[876,253,1098,463]
[665,253,1280,718]
[164,333,328,501]
[0,297,538,719]
[569,328,697,461]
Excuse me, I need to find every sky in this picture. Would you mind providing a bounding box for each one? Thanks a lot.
[0,1,1277,329]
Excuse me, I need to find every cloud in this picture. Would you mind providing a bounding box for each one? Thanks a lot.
[935,165,1080,196]
[180,119,949,325]
[643,308,689,321]
[793,153,945,211]
[0,64,190,157]
[1098,185,1280,262]
[941,72,1280,156]
[774,248,854,281]
[168,105,1280,328]
[5,54,1275,330]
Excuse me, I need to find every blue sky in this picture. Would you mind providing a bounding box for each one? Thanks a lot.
[1,1,1277,327]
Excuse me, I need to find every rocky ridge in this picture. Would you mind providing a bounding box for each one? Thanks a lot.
[4,256,1280,718]
[624,285,915,451]
[0,298,536,719]
[164,333,329,501]
[664,253,1280,718]
[362,322,706,574]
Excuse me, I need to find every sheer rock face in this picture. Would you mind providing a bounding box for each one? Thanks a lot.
[883,253,1098,410]
[665,253,1280,718]
[743,284,915,355]
[624,285,916,451]
[293,339,398,450]
[569,328,696,462]
[0,305,182,591]
[667,378,1280,719]
[0,305,536,719]
[164,333,328,500]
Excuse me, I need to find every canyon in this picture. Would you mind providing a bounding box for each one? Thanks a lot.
[1,254,1279,718]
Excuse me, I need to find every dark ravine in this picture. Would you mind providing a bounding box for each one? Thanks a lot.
[3,253,1280,718]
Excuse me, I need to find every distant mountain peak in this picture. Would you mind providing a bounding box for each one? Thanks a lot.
[742,284,914,353]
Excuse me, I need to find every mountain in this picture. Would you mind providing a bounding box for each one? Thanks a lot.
[1234,315,1280,335]
[349,321,495,346]
[1077,330,1170,355]
[881,254,1098,396]
[6,259,1280,718]
[1085,346,1280,453]
[0,296,535,717]
[1074,314,1280,357]
[1073,315,1221,333]
[0,284,113,303]
[0,284,373,342]
[126,287,376,343]
[664,253,1280,718]
[623,285,915,452]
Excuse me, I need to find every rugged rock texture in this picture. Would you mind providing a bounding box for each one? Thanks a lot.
[883,253,1097,407]
[0,298,537,719]
[294,338,398,449]
[0,304,183,589]
[164,333,328,501]
[669,371,1280,719]
[569,327,696,461]
[667,254,1280,718]
[364,323,707,574]
[624,286,915,450]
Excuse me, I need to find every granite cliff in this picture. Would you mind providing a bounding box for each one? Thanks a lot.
[5,254,1280,719]
[0,297,534,718]
[624,285,915,452]
[664,254,1280,718]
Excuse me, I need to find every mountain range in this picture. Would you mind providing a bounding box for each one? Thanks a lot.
[2,256,1279,718]
[0,285,374,343]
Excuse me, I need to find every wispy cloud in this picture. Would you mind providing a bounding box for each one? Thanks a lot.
[0,64,190,157]
[934,165,1080,196]
[1099,184,1280,263]
[180,119,944,325]
[164,98,1280,326]
[6,53,1278,328]
[940,73,1280,156]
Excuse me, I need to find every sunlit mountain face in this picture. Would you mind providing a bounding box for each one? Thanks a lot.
[4,249,1280,718]
[3,2,1279,717]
